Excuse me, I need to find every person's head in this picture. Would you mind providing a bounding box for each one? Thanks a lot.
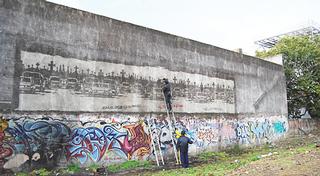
[163,78,169,84]
[181,130,186,136]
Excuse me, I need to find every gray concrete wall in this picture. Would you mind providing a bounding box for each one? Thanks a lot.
[0,0,288,172]
[0,0,287,115]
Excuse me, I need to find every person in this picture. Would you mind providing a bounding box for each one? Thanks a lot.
[162,78,172,111]
[177,130,193,168]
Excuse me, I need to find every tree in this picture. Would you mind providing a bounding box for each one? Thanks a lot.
[256,36,320,118]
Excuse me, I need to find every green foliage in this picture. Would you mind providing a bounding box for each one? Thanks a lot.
[256,36,320,118]
[108,160,151,173]
[88,163,100,172]
[198,151,228,161]
[67,163,81,173]
[16,173,28,176]
[31,168,51,176]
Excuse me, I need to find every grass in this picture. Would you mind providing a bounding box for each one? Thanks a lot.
[66,163,81,174]
[88,163,100,172]
[16,173,28,176]
[107,160,152,173]
[142,139,317,176]
[30,168,51,176]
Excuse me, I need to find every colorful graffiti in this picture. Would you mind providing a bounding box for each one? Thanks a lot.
[273,121,286,134]
[66,123,151,164]
[0,117,13,168]
[235,119,286,144]
[0,113,288,171]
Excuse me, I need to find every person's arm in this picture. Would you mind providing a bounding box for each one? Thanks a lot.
[188,137,193,144]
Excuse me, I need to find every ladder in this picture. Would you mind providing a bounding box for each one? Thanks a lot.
[162,91,180,165]
[147,83,181,166]
[147,114,165,166]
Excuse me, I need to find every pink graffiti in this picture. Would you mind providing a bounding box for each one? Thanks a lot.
[0,131,13,168]
[123,123,151,159]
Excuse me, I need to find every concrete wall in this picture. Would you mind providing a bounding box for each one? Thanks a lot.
[0,112,287,171]
[0,0,288,172]
[288,118,320,135]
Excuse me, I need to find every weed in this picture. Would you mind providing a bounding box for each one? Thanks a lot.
[16,172,28,176]
[108,160,151,173]
[198,151,228,161]
[67,163,81,173]
[88,163,100,172]
[31,168,51,176]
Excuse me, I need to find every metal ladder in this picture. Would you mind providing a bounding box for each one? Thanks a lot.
[147,86,180,166]
[162,92,180,165]
[147,114,165,166]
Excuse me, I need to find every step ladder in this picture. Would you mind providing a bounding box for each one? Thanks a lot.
[146,115,165,166]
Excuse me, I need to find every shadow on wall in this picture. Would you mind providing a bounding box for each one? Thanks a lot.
[0,113,287,172]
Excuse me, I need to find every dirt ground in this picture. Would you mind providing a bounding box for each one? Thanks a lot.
[228,132,320,176]
[228,148,320,176]
[139,129,320,176]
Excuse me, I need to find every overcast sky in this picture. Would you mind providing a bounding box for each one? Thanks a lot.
[47,0,320,56]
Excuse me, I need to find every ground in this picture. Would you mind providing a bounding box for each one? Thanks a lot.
[12,129,320,176]
[132,130,320,176]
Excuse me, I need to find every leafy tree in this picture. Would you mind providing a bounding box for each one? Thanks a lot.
[256,36,320,118]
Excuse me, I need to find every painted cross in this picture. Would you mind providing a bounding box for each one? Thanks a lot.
[187,78,190,85]
[36,62,40,69]
[120,69,126,78]
[74,66,79,73]
[48,61,55,71]
[173,76,177,84]
[87,68,90,75]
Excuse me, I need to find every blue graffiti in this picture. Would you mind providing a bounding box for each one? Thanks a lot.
[273,121,286,134]
[67,125,128,164]
[6,119,71,153]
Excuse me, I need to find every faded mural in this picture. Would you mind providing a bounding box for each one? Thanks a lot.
[0,113,287,171]
[17,51,235,113]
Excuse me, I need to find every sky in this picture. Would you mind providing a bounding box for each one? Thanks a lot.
[47,0,320,56]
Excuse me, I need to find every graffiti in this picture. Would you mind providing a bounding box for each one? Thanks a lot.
[220,123,236,143]
[67,127,109,164]
[236,123,251,144]
[235,119,286,144]
[123,123,151,160]
[0,118,13,168]
[3,118,71,169]
[0,114,288,171]
[67,123,151,164]
[102,105,142,110]
[197,129,218,144]
[273,121,286,134]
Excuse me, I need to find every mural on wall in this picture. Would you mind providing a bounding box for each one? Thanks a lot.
[0,113,288,171]
[17,51,235,113]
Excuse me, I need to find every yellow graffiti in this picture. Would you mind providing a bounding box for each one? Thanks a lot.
[0,119,8,132]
